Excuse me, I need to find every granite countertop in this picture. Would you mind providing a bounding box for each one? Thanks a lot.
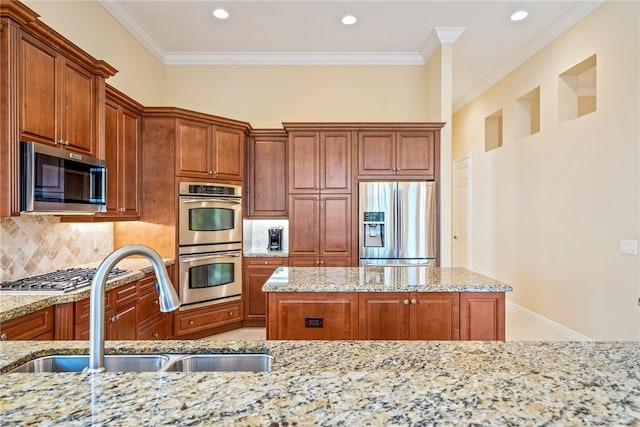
[0,258,175,323]
[1,339,638,425]
[262,266,513,293]
[243,249,289,257]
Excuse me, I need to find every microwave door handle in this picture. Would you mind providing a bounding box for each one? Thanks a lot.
[181,198,241,204]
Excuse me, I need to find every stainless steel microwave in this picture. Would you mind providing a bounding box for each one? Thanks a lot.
[21,141,107,214]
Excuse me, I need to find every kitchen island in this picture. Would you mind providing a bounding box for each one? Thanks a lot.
[263,267,513,340]
[1,339,639,425]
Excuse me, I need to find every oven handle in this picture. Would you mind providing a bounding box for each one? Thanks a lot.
[180,253,242,263]
[180,197,241,204]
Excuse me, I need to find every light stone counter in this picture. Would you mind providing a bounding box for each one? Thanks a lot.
[0,259,175,323]
[243,249,289,257]
[0,339,638,425]
[263,266,513,293]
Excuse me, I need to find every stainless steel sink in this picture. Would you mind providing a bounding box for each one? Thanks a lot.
[8,353,273,373]
[161,354,273,372]
[9,354,169,373]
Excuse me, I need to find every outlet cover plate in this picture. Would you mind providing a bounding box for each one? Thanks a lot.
[619,239,638,255]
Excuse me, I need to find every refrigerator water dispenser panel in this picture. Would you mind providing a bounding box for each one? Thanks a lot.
[363,211,385,247]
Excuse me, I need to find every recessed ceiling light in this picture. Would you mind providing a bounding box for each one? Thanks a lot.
[341,15,357,25]
[213,8,229,20]
[510,10,528,22]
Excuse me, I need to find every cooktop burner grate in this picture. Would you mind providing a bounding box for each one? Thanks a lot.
[0,267,130,293]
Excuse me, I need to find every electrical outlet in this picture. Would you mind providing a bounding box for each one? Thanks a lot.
[93,236,102,250]
[619,239,638,255]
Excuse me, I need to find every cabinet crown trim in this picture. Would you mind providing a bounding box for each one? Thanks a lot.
[283,122,446,131]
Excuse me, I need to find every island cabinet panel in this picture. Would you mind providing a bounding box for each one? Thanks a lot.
[267,293,359,340]
[0,306,54,341]
[358,292,410,340]
[246,131,288,217]
[460,292,505,341]
[359,292,459,340]
[137,272,169,339]
[358,130,436,179]
[243,257,288,323]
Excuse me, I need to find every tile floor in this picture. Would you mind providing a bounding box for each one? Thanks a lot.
[206,303,573,341]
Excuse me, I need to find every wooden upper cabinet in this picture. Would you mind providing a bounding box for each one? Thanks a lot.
[246,130,288,217]
[19,32,97,156]
[358,130,436,179]
[102,86,142,219]
[288,130,351,194]
[176,118,244,181]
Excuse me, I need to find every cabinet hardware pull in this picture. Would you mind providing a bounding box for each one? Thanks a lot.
[403,299,409,305]
[153,332,159,338]
[189,320,195,325]
[0,333,7,340]
[228,311,233,316]
[411,299,417,305]
[153,300,158,305]
[264,261,268,265]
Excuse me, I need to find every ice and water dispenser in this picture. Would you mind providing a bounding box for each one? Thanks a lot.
[363,211,385,248]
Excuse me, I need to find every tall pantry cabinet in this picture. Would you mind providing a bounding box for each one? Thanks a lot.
[284,124,354,267]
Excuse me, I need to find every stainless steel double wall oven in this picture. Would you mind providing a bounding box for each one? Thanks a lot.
[178,182,242,307]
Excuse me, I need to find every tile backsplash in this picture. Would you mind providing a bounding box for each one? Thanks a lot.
[0,216,114,282]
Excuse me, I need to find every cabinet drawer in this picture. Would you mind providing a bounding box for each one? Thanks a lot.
[138,273,157,294]
[245,257,288,268]
[75,291,114,324]
[174,302,243,336]
[138,315,169,340]
[113,282,138,306]
[138,289,162,324]
[0,307,54,340]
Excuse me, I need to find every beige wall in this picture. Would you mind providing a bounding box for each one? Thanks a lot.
[23,0,164,105]
[452,0,640,340]
[162,65,428,128]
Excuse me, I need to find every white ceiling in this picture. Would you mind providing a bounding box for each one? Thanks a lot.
[99,0,604,111]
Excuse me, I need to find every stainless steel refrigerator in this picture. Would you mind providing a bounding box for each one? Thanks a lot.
[359,181,436,266]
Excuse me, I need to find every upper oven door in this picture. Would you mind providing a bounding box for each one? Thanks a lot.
[179,196,242,248]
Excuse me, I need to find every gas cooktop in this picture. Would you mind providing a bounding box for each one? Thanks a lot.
[0,267,130,294]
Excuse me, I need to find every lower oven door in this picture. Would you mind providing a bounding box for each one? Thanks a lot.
[179,250,242,306]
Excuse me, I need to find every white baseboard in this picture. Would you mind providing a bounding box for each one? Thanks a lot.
[506,300,592,341]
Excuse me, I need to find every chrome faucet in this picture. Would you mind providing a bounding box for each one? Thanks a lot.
[86,244,181,373]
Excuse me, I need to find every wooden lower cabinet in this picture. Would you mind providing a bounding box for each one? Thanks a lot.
[244,257,288,323]
[269,292,503,341]
[358,292,459,340]
[0,307,54,341]
[460,292,505,341]
[267,292,359,340]
[174,300,243,338]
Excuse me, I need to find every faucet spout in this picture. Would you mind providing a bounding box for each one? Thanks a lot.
[87,244,180,373]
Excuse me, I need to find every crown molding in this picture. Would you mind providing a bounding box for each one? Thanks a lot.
[163,52,425,66]
[453,0,605,112]
[98,0,167,62]
[435,27,466,44]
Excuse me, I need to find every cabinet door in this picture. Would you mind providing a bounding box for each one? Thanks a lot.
[19,33,57,146]
[176,119,211,177]
[120,108,141,215]
[60,58,95,155]
[289,132,319,193]
[244,257,287,319]
[320,194,351,258]
[358,293,409,340]
[288,195,320,257]
[267,292,359,340]
[460,292,505,341]
[247,135,288,217]
[321,131,351,193]
[358,131,395,176]
[106,301,137,340]
[396,131,435,178]
[213,127,244,180]
[0,307,54,341]
[410,292,459,340]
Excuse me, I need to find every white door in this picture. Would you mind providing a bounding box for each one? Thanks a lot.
[453,154,472,268]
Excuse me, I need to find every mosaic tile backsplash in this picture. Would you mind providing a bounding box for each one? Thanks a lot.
[0,217,114,282]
